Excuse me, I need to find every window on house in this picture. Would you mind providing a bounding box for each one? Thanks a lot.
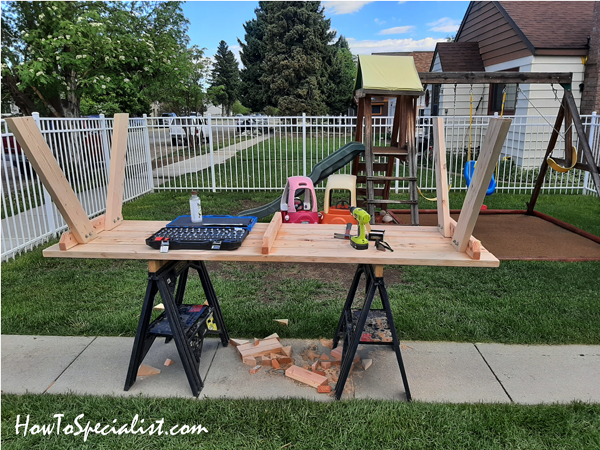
[431,85,441,116]
[488,68,519,115]
[372,103,383,116]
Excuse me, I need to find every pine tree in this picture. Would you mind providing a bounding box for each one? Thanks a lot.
[325,36,356,115]
[237,3,268,112]
[210,40,240,116]
[260,1,336,115]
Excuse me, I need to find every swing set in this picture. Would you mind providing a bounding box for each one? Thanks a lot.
[417,71,600,210]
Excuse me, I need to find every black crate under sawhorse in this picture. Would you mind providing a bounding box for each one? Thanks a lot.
[124,260,230,397]
[332,264,411,401]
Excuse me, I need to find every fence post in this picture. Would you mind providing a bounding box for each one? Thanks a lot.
[583,111,597,195]
[32,112,57,235]
[302,113,307,176]
[207,114,216,192]
[99,114,111,178]
[142,114,154,192]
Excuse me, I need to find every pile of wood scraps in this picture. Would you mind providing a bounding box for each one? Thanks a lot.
[230,335,373,395]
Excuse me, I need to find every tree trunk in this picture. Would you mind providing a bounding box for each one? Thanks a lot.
[1,75,37,116]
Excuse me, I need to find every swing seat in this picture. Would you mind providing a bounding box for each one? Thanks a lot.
[464,160,496,196]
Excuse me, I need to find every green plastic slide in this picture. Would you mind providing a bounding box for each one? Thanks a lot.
[238,141,365,218]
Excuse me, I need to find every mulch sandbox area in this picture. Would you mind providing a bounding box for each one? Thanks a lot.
[387,210,600,261]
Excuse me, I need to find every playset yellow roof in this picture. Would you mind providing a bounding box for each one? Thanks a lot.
[354,55,424,96]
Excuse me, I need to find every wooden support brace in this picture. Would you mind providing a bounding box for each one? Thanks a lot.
[563,90,600,199]
[453,118,511,253]
[433,117,451,237]
[262,212,282,255]
[448,218,481,260]
[375,265,384,278]
[148,260,169,273]
[527,96,566,214]
[6,117,96,244]
[59,215,106,250]
[105,113,130,231]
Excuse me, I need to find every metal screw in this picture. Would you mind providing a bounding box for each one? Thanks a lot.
[85,235,88,238]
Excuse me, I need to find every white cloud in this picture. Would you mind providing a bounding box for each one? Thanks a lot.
[378,26,414,35]
[427,17,460,33]
[374,18,386,25]
[347,37,445,54]
[323,1,373,15]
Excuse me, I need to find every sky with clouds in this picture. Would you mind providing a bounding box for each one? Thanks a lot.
[182,1,469,65]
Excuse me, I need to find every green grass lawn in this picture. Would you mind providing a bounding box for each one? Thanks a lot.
[2,394,599,450]
[2,191,599,343]
[2,191,599,449]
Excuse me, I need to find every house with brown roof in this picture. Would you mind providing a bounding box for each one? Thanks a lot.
[424,1,597,120]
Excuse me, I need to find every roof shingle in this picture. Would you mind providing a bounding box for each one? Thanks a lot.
[499,1,594,50]
[434,42,485,72]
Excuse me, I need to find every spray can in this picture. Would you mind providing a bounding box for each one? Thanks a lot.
[190,191,203,223]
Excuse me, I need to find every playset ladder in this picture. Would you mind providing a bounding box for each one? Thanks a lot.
[353,95,420,225]
[332,264,411,401]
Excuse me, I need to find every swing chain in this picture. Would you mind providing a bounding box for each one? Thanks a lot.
[551,83,559,103]
[453,83,457,117]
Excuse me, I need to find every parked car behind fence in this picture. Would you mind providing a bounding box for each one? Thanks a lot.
[169,117,209,146]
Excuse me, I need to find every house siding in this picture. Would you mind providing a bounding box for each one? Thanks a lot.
[457,1,532,67]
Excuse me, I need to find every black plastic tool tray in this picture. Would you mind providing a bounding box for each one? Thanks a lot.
[146,226,249,251]
[148,304,210,339]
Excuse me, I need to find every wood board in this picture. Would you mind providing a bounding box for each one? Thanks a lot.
[43,221,499,267]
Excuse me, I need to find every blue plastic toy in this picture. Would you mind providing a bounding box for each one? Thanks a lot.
[464,160,496,196]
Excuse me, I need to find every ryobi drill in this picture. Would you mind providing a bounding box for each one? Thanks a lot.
[349,207,370,250]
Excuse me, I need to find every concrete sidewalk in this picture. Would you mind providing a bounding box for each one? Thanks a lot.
[2,335,599,404]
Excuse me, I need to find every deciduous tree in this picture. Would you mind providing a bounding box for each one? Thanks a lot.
[1,1,202,117]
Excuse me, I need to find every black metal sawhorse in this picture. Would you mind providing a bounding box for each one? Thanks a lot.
[332,264,411,401]
[124,260,229,397]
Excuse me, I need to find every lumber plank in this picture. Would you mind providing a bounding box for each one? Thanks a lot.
[419,72,572,85]
[285,365,329,388]
[105,113,130,231]
[238,338,283,359]
[148,260,169,273]
[262,212,282,255]
[433,117,451,238]
[42,220,500,267]
[59,215,106,250]
[6,117,95,244]
[453,118,511,253]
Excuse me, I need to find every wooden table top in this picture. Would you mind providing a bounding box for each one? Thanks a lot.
[43,220,499,267]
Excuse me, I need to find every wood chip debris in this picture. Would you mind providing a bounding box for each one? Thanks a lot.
[137,364,161,377]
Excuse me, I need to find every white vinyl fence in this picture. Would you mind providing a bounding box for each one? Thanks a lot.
[2,112,599,260]
[1,113,153,260]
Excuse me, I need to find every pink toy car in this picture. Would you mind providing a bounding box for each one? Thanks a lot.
[280,176,319,224]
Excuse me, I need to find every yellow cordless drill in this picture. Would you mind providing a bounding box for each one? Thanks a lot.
[349,207,370,250]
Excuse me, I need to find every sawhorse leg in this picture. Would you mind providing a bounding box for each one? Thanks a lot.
[333,264,411,401]
[124,260,229,397]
